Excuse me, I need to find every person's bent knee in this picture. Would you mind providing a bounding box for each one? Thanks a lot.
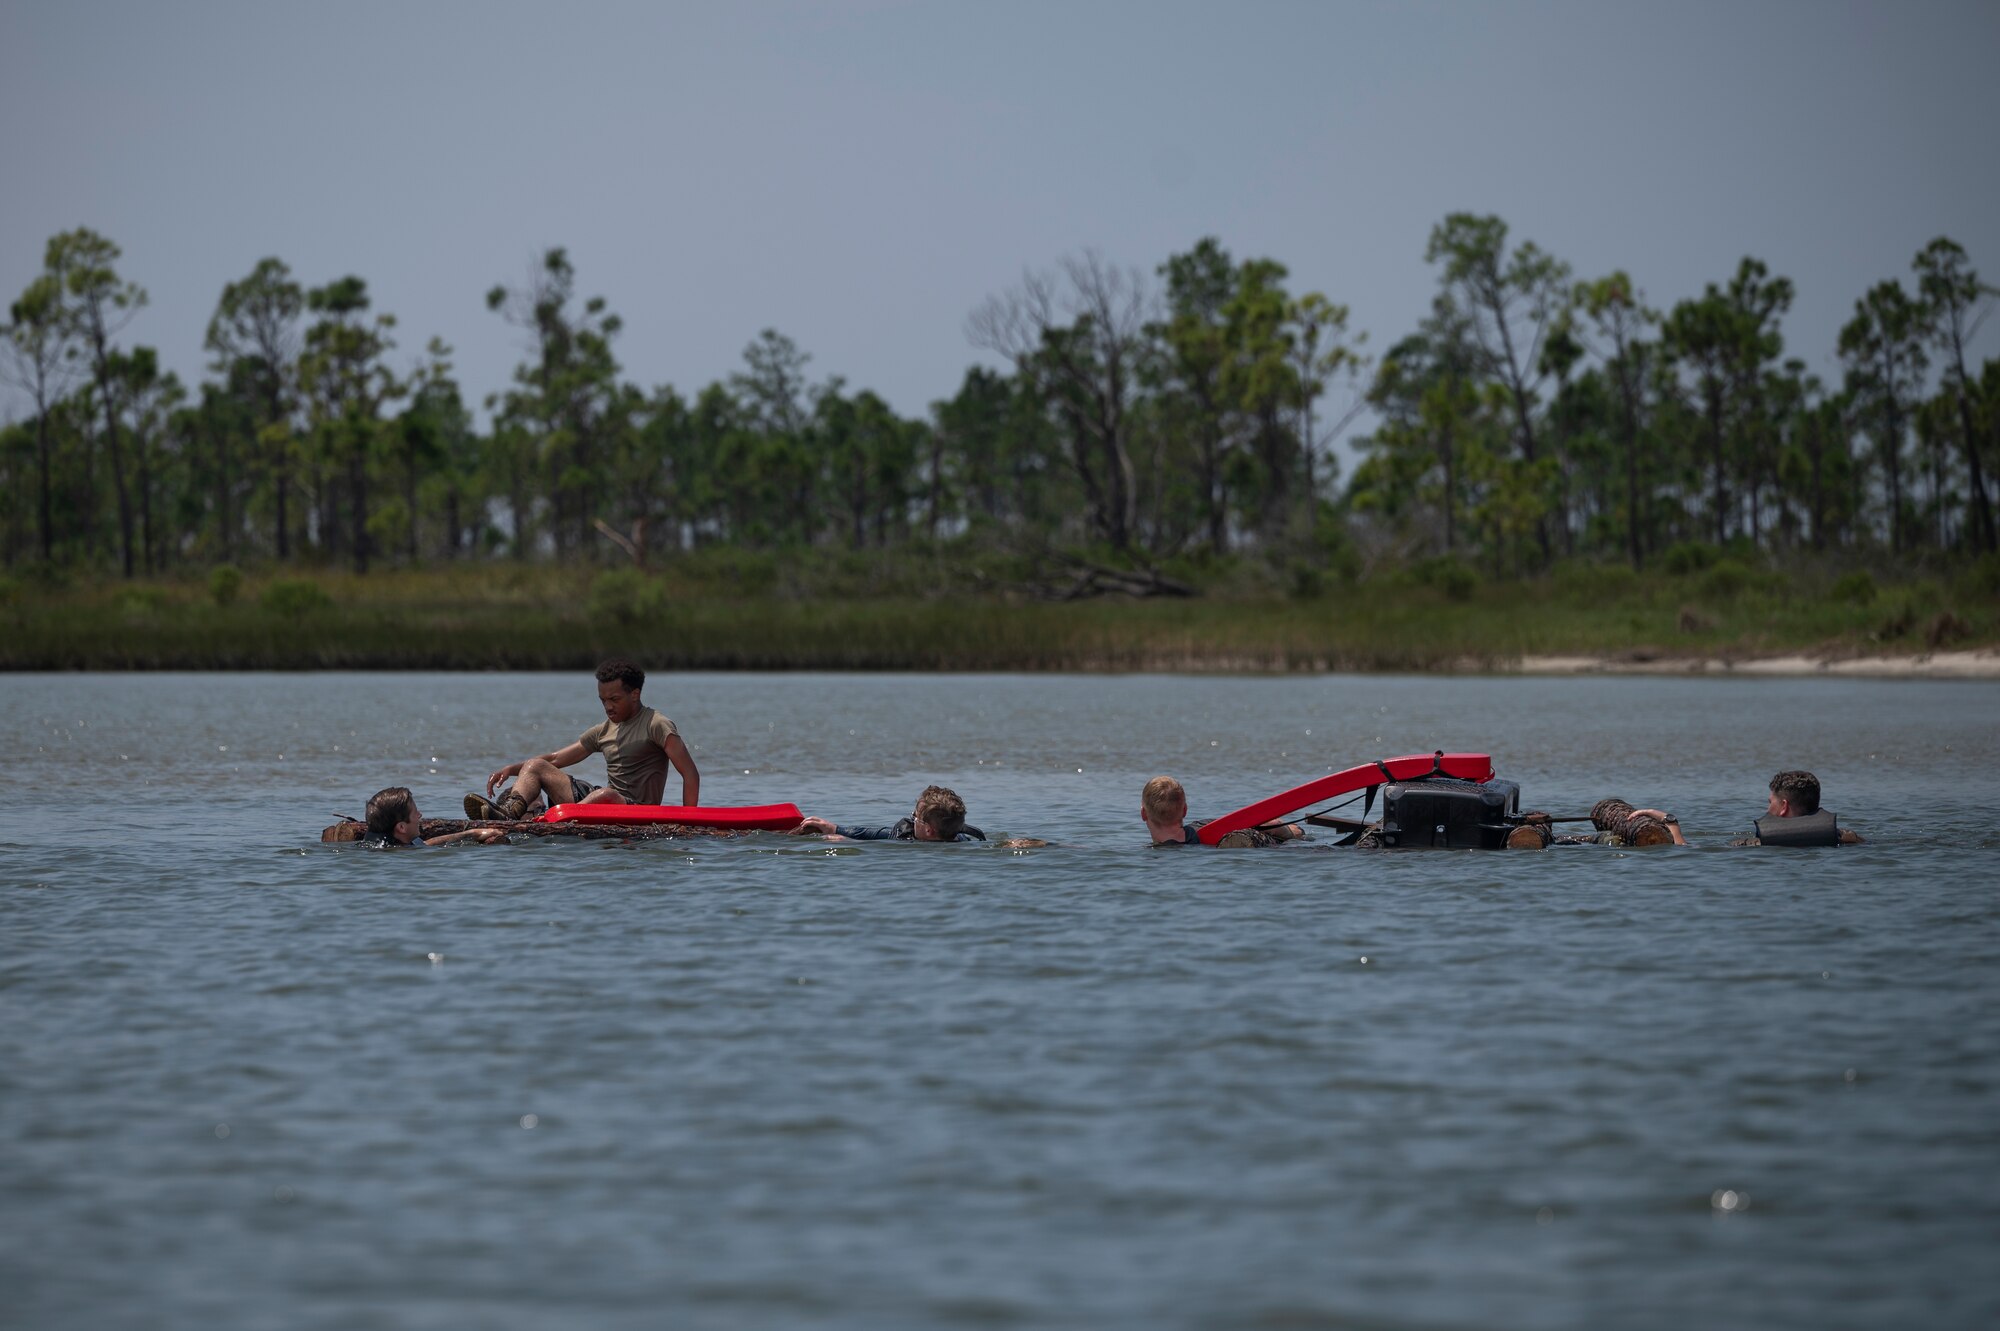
[526,762,578,806]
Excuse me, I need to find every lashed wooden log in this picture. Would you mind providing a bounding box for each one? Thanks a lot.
[1588,797,1675,847]
[1505,815,1554,850]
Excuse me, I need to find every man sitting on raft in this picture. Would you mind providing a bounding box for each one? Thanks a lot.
[792,784,986,842]
[367,787,506,846]
[1143,775,1304,847]
[464,657,699,820]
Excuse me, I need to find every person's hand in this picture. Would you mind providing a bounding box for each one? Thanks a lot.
[791,816,838,836]
[1627,808,1685,846]
[474,827,507,845]
[486,761,523,795]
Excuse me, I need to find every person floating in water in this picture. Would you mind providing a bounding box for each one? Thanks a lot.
[366,787,506,846]
[1741,769,1863,846]
[1142,775,1305,847]
[464,657,699,820]
[792,784,986,842]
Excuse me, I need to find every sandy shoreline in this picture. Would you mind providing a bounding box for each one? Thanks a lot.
[1512,648,2000,679]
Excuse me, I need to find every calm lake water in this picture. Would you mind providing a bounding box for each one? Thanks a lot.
[3,671,1998,1330]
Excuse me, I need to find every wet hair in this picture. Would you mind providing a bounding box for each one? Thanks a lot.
[595,658,645,691]
[913,784,967,838]
[1142,775,1187,823]
[1769,769,1821,814]
[365,786,416,839]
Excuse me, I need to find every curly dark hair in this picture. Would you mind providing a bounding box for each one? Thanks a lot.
[594,658,646,691]
[1769,770,1821,814]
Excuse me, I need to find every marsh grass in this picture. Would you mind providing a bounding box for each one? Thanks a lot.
[3,555,1992,671]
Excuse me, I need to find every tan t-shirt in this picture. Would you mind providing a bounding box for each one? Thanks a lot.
[577,705,680,804]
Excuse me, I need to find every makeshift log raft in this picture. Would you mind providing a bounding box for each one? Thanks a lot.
[1499,801,1677,849]
[320,800,805,844]
[321,817,737,843]
[1219,751,1682,850]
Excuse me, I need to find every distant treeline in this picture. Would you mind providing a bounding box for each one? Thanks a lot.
[3,219,1995,586]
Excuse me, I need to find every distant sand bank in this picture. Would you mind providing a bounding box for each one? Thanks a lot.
[1512,649,2000,679]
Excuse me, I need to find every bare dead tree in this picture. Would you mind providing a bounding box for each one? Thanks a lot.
[969,252,1154,552]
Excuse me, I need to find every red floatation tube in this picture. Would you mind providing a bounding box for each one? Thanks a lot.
[1197,752,1494,845]
[538,802,805,832]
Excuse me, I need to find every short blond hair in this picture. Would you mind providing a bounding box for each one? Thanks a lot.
[1142,775,1186,822]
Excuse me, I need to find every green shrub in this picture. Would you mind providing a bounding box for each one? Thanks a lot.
[1700,558,1754,600]
[1957,553,2000,600]
[725,549,781,596]
[116,586,169,615]
[1552,560,1638,600]
[1876,600,1916,640]
[1662,541,1719,576]
[1287,561,1325,600]
[587,567,668,625]
[261,578,333,617]
[19,561,69,593]
[1831,570,1876,605]
[1414,556,1479,602]
[0,574,20,607]
[209,564,245,606]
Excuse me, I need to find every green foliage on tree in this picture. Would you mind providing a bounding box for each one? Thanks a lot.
[5,223,1996,598]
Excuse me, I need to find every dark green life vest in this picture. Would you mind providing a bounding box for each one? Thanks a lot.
[1753,808,1841,847]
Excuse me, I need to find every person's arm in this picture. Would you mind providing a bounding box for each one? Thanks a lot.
[487,741,590,794]
[425,827,508,846]
[790,815,845,838]
[1627,808,1687,846]
[1263,821,1306,842]
[664,732,700,806]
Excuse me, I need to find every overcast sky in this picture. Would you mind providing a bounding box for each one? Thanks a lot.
[5,0,1997,436]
